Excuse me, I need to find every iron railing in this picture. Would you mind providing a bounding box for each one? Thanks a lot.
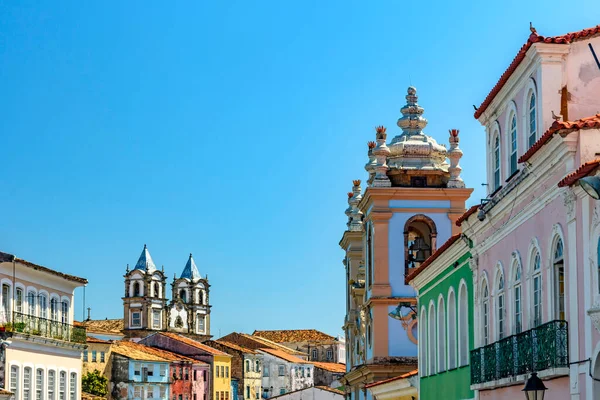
[470,320,568,385]
[5,311,87,344]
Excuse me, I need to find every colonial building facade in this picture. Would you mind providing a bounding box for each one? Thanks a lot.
[407,234,475,400]
[0,251,87,400]
[252,330,344,363]
[123,245,211,339]
[340,87,472,400]
[458,24,600,400]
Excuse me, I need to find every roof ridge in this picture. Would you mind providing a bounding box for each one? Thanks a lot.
[475,25,600,119]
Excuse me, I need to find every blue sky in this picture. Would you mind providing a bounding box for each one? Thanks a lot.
[0,1,598,338]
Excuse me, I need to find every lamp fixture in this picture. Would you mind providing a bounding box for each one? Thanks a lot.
[522,372,547,400]
[578,176,600,200]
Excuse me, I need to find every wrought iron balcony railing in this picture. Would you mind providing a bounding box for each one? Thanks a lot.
[470,320,568,385]
[4,311,87,344]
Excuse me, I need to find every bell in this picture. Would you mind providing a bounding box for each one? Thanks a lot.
[412,237,428,251]
[415,249,427,263]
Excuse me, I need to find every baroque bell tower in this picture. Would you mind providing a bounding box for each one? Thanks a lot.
[340,87,473,400]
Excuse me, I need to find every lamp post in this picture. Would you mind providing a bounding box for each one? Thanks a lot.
[388,302,417,330]
[578,176,600,200]
[522,373,547,400]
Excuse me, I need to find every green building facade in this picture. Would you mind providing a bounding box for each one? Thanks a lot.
[407,236,474,400]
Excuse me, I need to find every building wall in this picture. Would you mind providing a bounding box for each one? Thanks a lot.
[478,376,569,400]
[214,355,232,400]
[109,355,170,400]
[82,342,112,375]
[313,368,343,388]
[6,342,83,400]
[260,352,314,397]
[417,252,474,400]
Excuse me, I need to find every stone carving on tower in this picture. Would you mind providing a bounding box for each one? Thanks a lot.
[123,245,211,339]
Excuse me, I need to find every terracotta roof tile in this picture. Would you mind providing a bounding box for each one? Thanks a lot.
[211,340,257,354]
[81,319,124,334]
[475,25,600,119]
[456,204,480,227]
[519,114,600,163]
[158,332,230,356]
[253,329,335,343]
[312,362,346,373]
[237,333,307,356]
[0,251,88,284]
[365,369,418,388]
[112,340,204,363]
[406,235,462,283]
[558,159,600,188]
[258,347,308,364]
[86,337,112,344]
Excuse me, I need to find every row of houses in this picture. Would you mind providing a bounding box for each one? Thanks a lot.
[0,245,346,400]
[340,23,600,400]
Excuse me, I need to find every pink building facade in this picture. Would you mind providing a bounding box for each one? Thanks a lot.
[459,25,600,399]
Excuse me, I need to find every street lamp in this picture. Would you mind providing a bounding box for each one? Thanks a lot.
[389,302,417,330]
[579,176,600,200]
[522,372,547,400]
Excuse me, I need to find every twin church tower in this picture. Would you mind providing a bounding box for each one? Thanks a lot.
[122,244,211,339]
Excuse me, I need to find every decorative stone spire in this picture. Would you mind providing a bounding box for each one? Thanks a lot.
[372,126,391,187]
[364,141,377,185]
[447,129,465,188]
[134,244,156,272]
[181,253,201,280]
[393,86,428,140]
[349,180,364,231]
[345,192,353,229]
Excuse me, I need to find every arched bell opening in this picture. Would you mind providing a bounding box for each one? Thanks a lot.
[404,214,437,277]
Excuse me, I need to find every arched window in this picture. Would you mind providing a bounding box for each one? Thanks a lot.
[132,282,140,297]
[10,365,19,398]
[404,215,437,275]
[245,360,250,372]
[554,238,565,320]
[420,306,427,375]
[180,289,187,303]
[482,282,490,345]
[437,297,446,372]
[509,114,517,175]
[36,368,44,400]
[367,324,372,348]
[532,251,542,326]
[198,290,204,305]
[23,367,31,400]
[61,301,69,324]
[493,134,500,190]
[39,294,48,319]
[497,273,505,340]
[70,372,77,400]
[513,262,522,334]
[256,360,260,372]
[458,282,468,366]
[154,282,160,298]
[447,289,457,369]
[27,291,36,316]
[428,303,436,376]
[51,298,59,321]
[528,92,537,148]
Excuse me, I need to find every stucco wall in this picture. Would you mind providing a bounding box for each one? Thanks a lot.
[270,387,342,400]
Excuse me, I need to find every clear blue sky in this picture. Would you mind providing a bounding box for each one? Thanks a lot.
[1,1,598,338]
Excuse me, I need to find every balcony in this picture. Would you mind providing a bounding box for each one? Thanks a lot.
[470,320,568,386]
[2,311,87,344]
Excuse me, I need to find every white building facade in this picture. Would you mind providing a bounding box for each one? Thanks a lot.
[259,349,313,397]
[0,251,87,400]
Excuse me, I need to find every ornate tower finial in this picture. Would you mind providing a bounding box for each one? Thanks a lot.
[365,142,377,185]
[126,263,130,273]
[349,180,364,231]
[345,192,353,229]
[394,87,428,140]
[447,129,465,188]
[372,126,391,187]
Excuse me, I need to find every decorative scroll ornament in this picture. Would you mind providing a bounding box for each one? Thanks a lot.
[447,129,466,188]
[587,306,600,334]
[563,188,576,221]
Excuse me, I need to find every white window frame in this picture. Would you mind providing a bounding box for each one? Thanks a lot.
[437,296,446,373]
[36,368,44,400]
[131,311,141,328]
[69,372,77,400]
[420,305,427,374]
[48,370,55,400]
[553,238,565,320]
[152,310,161,329]
[447,288,457,369]
[482,282,490,345]
[513,260,522,334]
[457,281,469,366]
[428,302,435,375]
[493,133,501,190]
[528,90,537,148]
[10,365,19,399]
[509,112,518,175]
[532,251,542,327]
[24,366,32,400]
[496,270,505,340]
